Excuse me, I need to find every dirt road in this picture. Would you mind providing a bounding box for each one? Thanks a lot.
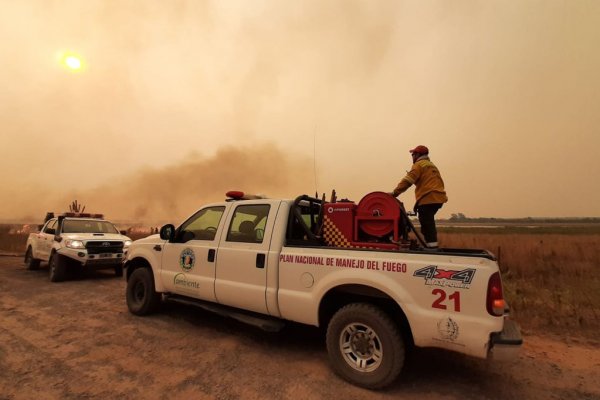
[0,256,598,400]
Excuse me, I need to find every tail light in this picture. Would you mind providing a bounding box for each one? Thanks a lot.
[486,272,505,316]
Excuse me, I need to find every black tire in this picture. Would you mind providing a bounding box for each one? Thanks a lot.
[48,253,67,282]
[115,265,123,277]
[24,247,41,270]
[126,268,160,315]
[326,303,405,389]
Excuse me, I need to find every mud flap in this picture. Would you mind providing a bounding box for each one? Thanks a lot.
[489,319,523,361]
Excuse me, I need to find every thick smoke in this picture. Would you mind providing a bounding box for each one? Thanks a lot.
[65,144,313,224]
[2,2,600,218]
[7,144,313,225]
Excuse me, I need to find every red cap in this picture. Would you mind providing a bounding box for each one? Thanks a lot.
[409,145,429,154]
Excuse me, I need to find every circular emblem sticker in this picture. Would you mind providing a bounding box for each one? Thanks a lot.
[437,317,459,341]
[179,248,195,272]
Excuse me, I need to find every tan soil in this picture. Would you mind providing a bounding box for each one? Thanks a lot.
[0,256,598,400]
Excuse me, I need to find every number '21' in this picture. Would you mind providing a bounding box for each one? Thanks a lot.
[432,289,461,312]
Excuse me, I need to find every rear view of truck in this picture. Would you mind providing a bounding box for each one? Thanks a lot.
[280,192,522,388]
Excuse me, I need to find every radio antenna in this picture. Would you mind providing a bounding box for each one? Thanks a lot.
[313,124,318,196]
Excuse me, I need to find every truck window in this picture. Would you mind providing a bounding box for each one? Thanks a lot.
[176,206,225,242]
[43,219,57,235]
[226,204,270,244]
[286,197,323,246]
[62,220,119,234]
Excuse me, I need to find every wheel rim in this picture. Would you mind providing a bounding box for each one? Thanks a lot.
[133,280,146,303]
[339,323,383,373]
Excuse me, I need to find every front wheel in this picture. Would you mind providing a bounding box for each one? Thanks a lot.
[48,253,66,282]
[126,268,160,315]
[24,247,41,270]
[326,303,405,389]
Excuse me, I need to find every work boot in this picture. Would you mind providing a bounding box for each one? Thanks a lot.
[426,242,439,252]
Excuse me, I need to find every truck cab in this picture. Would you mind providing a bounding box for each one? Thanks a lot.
[127,198,286,313]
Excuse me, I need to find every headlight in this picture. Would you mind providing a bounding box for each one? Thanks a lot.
[124,240,132,247]
[65,239,85,249]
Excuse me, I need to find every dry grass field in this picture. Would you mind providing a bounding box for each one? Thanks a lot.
[2,225,598,340]
[439,230,600,340]
[0,232,29,254]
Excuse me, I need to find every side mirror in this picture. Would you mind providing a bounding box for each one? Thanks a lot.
[120,230,127,235]
[54,235,63,243]
[160,224,175,241]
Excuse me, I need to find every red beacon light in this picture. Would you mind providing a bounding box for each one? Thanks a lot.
[226,191,245,200]
[61,212,104,219]
[225,191,267,201]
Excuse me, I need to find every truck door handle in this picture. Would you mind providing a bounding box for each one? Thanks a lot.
[256,253,265,269]
[207,249,216,262]
[153,245,162,251]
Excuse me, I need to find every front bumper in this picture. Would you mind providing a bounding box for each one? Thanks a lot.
[489,318,523,361]
[59,248,126,269]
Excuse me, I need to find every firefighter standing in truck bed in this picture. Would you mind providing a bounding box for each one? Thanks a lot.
[391,145,447,249]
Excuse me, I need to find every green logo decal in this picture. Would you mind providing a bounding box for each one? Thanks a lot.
[174,273,200,289]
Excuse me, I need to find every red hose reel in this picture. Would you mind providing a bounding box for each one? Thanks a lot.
[355,191,402,240]
[322,191,404,250]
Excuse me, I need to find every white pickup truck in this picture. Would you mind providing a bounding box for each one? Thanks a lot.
[25,212,132,282]
[123,191,522,389]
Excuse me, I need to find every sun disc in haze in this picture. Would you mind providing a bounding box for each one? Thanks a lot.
[65,56,81,70]
[57,51,85,72]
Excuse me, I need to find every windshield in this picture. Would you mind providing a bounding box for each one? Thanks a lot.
[62,219,119,234]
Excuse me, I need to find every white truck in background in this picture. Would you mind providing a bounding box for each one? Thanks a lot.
[123,191,522,389]
[25,212,132,282]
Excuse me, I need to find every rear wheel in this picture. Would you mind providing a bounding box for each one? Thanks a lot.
[48,253,66,282]
[126,268,160,315]
[115,265,123,277]
[326,303,405,389]
[24,247,41,270]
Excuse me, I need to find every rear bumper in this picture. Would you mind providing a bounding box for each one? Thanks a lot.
[489,318,523,361]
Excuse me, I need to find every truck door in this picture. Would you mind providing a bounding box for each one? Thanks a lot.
[215,202,279,314]
[160,206,227,302]
[39,219,57,261]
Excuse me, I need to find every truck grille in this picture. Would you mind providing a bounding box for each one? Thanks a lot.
[86,241,124,254]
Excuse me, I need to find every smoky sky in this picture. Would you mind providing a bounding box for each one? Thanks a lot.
[1,0,599,221]
[13,144,314,224]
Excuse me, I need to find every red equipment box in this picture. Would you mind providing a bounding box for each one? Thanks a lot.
[322,192,403,250]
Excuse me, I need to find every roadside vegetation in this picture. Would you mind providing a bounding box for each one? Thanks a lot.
[440,231,600,341]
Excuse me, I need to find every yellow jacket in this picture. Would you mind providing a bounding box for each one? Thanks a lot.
[393,157,448,206]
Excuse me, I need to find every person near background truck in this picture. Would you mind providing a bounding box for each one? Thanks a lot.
[391,145,447,249]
